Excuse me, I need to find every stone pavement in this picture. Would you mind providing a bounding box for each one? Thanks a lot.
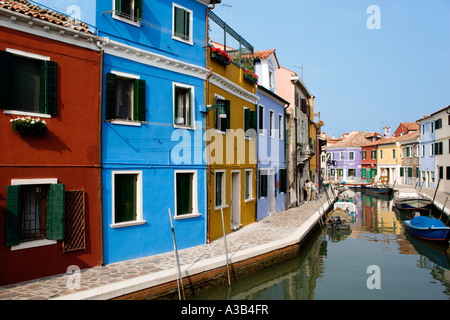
[0,191,336,300]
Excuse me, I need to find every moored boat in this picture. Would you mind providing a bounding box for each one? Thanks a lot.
[404,216,450,242]
[326,208,352,230]
[393,191,432,211]
[365,184,392,195]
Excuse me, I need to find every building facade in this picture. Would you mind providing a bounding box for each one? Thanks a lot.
[0,2,103,285]
[417,114,437,189]
[399,131,420,187]
[253,49,289,220]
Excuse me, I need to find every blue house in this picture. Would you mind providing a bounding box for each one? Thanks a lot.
[38,0,219,264]
[417,115,436,189]
[254,50,289,220]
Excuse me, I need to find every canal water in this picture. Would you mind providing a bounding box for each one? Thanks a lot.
[191,192,450,300]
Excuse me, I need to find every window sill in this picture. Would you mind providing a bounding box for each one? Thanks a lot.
[11,239,57,251]
[214,204,229,211]
[112,14,141,27]
[173,213,201,220]
[215,129,226,135]
[172,35,193,46]
[110,120,142,127]
[110,220,146,229]
[3,110,51,119]
[245,197,255,203]
[173,124,195,130]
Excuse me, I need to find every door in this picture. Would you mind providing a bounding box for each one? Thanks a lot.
[231,171,241,230]
[269,168,275,213]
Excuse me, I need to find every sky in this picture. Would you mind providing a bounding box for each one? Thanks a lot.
[210,0,450,138]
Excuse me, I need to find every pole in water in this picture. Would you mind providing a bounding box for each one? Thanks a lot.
[429,179,441,215]
[221,207,231,286]
[168,208,185,300]
[439,197,448,221]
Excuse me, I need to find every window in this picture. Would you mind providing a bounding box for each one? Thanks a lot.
[259,170,268,198]
[408,167,413,178]
[349,152,355,161]
[392,149,396,159]
[371,150,376,159]
[447,167,450,180]
[214,96,230,133]
[0,49,57,116]
[244,107,257,137]
[258,105,264,135]
[340,152,344,160]
[105,72,146,122]
[173,4,193,44]
[362,151,366,160]
[113,0,143,23]
[348,169,355,177]
[430,144,434,156]
[435,118,442,130]
[5,180,64,248]
[174,84,194,127]
[339,169,343,177]
[245,170,252,200]
[421,144,425,157]
[278,114,283,139]
[112,171,143,227]
[269,110,275,137]
[438,166,443,180]
[431,121,434,133]
[175,171,198,217]
[279,168,287,193]
[434,141,443,155]
[361,168,367,178]
[380,150,383,159]
[215,171,225,208]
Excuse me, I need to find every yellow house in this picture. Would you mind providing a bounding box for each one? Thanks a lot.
[308,96,318,183]
[376,138,402,185]
[205,45,258,242]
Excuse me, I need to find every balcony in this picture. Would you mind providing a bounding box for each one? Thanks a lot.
[297,143,315,164]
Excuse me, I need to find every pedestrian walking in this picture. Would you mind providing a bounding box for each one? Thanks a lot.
[311,182,317,201]
[305,179,311,202]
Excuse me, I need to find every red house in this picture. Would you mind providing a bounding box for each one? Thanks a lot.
[0,2,104,285]
[361,133,383,182]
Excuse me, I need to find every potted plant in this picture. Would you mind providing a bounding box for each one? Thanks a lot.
[317,120,324,127]
[11,116,48,136]
[210,46,231,65]
[243,70,258,84]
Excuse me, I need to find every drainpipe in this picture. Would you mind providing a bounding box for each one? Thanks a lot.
[205,3,216,244]
[95,38,108,266]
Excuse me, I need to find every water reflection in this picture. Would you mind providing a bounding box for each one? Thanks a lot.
[192,192,450,300]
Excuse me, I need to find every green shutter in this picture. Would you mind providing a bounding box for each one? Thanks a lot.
[250,110,257,131]
[115,0,122,13]
[105,73,116,120]
[38,60,58,115]
[47,184,65,241]
[224,100,231,131]
[400,167,404,177]
[5,185,20,247]
[46,61,58,115]
[133,79,146,122]
[176,173,193,215]
[134,0,143,20]
[174,6,185,38]
[0,50,12,109]
[244,108,250,131]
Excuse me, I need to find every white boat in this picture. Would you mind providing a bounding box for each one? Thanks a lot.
[393,192,432,211]
[333,201,356,217]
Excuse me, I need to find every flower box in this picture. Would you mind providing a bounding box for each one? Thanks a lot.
[244,70,258,84]
[211,47,231,65]
[11,116,48,136]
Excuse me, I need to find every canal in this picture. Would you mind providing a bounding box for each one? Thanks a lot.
[191,192,450,300]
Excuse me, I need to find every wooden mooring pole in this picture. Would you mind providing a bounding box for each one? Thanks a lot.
[168,208,185,300]
[221,207,232,287]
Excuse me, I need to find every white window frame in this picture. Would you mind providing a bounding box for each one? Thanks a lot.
[9,178,59,251]
[111,171,145,228]
[112,0,141,27]
[173,82,195,129]
[244,169,253,201]
[214,94,226,134]
[349,151,355,161]
[214,170,226,210]
[173,170,200,220]
[172,3,193,45]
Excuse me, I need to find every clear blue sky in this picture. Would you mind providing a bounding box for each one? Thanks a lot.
[211,0,450,137]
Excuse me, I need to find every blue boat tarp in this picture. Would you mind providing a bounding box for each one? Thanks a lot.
[410,216,446,229]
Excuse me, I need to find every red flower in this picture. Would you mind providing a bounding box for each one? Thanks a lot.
[211,46,231,62]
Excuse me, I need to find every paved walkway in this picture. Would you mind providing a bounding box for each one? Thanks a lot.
[395,184,450,216]
[0,191,336,300]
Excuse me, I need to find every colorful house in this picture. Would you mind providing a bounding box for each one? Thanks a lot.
[399,131,420,186]
[417,114,436,189]
[0,1,103,285]
[275,67,313,205]
[376,137,402,185]
[326,131,378,182]
[206,13,258,241]
[96,0,215,264]
[253,49,289,220]
[360,133,383,182]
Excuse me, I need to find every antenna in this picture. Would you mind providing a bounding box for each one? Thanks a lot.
[294,64,304,79]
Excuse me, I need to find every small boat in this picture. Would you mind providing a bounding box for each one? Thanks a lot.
[393,191,432,211]
[365,184,392,195]
[326,208,352,230]
[404,216,450,242]
[334,201,356,217]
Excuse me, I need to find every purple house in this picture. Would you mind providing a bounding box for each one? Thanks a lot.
[326,131,378,182]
